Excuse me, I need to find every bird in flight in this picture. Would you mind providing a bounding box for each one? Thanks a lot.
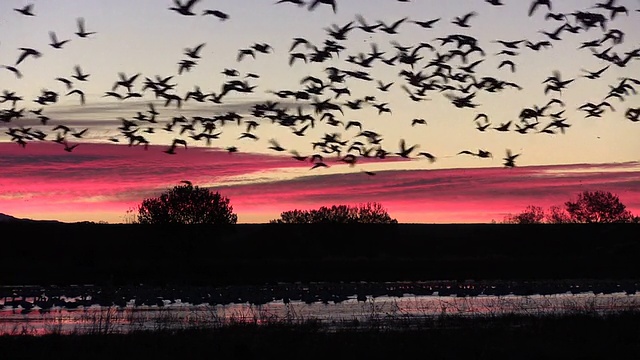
[67,89,86,105]
[412,18,441,29]
[56,77,73,89]
[63,142,80,152]
[417,152,436,163]
[170,0,201,15]
[503,149,520,167]
[498,60,516,72]
[277,0,306,5]
[14,4,35,16]
[452,12,477,27]
[16,48,42,66]
[49,32,71,49]
[2,65,22,79]
[71,65,90,81]
[411,118,427,126]
[184,43,206,59]
[529,0,552,16]
[458,149,492,158]
[396,139,418,158]
[308,0,337,13]
[203,9,229,20]
[581,65,610,79]
[76,18,96,38]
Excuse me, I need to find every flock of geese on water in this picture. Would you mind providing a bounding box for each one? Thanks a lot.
[1,0,639,174]
[2,280,638,311]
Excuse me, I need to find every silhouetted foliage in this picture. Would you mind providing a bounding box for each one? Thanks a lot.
[565,190,636,223]
[270,202,398,224]
[136,183,237,225]
[504,190,637,224]
[503,205,545,224]
[544,205,572,224]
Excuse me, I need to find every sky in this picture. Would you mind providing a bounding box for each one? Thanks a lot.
[0,0,639,223]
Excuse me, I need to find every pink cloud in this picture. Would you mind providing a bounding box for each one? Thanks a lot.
[215,163,640,222]
[1,143,638,223]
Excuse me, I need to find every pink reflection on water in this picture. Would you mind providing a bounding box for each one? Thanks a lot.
[2,292,639,336]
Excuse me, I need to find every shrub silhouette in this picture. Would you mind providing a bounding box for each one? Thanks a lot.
[503,205,545,224]
[271,202,398,224]
[545,205,572,224]
[136,182,237,225]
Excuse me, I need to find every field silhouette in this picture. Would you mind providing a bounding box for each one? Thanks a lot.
[1,222,638,286]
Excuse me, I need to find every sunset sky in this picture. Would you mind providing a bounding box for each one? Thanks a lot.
[1,0,639,223]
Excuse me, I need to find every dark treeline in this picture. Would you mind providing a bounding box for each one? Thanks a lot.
[1,223,639,286]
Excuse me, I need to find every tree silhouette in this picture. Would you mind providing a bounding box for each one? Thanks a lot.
[565,190,635,223]
[136,182,237,225]
[503,190,637,224]
[271,202,397,224]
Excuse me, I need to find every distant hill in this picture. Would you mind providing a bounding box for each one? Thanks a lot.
[0,213,20,222]
[0,213,61,223]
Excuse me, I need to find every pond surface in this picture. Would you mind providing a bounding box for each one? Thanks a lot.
[1,281,638,335]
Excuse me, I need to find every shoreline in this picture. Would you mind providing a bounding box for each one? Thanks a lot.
[2,311,640,358]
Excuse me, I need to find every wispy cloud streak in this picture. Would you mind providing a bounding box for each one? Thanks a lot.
[1,143,638,223]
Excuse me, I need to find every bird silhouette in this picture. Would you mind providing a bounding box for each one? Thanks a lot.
[526,40,552,50]
[378,17,408,34]
[503,149,520,167]
[170,0,201,15]
[412,18,441,29]
[308,0,337,13]
[184,43,206,59]
[49,32,71,49]
[66,89,86,105]
[14,4,35,16]
[202,9,229,20]
[355,14,382,33]
[277,0,306,6]
[581,65,610,79]
[452,12,477,27]
[2,66,22,79]
[529,0,552,16]
[458,149,492,158]
[76,18,96,38]
[16,48,42,66]
[71,65,90,81]
[237,49,255,61]
[417,152,436,163]
[310,161,328,170]
[494,121,512,132]
[411,118,427,126]
[63,142,80,152]
[498,60,516,72]
[545,12,566,21]
[396,139,418,158]
[268,139,286,152]
[71,128,89,138]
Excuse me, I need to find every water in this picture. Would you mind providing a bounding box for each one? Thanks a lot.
[2,282,639,335]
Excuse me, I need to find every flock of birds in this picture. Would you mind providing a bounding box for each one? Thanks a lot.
[1,0,639,174]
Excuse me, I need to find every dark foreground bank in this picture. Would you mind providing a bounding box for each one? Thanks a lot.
[2,312,639,359]
[1,223,638,285]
